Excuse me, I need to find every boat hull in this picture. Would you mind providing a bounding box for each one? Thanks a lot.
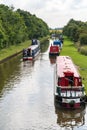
[54,95,86,109]
[49,52,60,56]
[23,57,33,61]
[23,50,40,61]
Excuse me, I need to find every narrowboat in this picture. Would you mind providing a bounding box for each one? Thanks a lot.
[23,44,40,61]
[49,44,60,56]
[54,56,86,109]
[53,39,63,49]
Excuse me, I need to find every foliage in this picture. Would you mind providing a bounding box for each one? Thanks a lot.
[0,4,49,49]
[63,19,87,44]
[49,29,63,38]
[63,19,87,55]
[17,9,49,39]
[78,46,87,55]
[79,33,87,45]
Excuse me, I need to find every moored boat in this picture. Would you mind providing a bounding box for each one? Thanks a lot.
[23,44,40,61]
[53,39,63,49]
[49,39,63,57]
[54,56,86,109]
[49,44,60,56]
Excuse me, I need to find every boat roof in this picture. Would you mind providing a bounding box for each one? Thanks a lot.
[28,44,39,50]
[53,39,61,44]
[56,56,80,78]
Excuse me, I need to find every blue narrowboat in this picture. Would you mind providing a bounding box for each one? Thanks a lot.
[23,44,40,61]
[53,39,62,49]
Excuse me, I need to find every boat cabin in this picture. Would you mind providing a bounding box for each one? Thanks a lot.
[49,45,60,55]
[56,56,82,88]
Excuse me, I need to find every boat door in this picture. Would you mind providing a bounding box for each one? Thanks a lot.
[27,48,31,56]
[64,71,74,86]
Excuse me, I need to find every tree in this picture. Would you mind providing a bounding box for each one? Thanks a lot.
[63,19,87,44]
[0,4,49,49]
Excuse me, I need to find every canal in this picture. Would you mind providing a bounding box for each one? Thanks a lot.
[0,40,87,130]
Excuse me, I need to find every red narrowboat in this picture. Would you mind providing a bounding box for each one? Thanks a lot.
[49,44,60,56]
[54,56,86,109]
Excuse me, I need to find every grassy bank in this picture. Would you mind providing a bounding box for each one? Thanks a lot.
[61,37,87,93]
[0,40,31,61]
[0,36,49,62]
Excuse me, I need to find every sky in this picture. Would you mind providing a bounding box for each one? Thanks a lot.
[0,0,87,28]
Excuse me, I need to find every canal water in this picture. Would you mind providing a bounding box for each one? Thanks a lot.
[0,40,87,130]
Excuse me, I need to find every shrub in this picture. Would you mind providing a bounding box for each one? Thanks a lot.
[79,33,87,45]
[79,46,87,55]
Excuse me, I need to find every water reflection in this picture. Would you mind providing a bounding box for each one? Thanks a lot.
[49,56,56,64]
[40,39,49,53]
[0,55,22,96]
[0,56,35,100]
[55,105,86,130]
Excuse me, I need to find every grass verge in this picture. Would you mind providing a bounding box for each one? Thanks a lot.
[0,40,31,61]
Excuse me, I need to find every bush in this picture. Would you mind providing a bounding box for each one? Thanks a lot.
[79,46,87,55]
[79,33,87,45]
